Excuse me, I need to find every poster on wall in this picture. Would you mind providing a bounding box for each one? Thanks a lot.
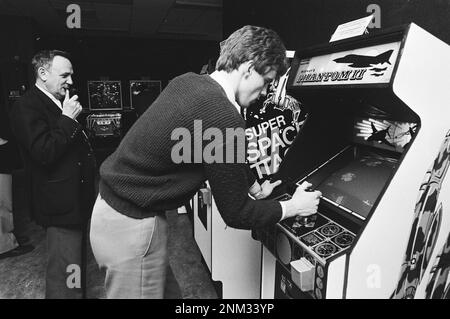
[246,51,308,181]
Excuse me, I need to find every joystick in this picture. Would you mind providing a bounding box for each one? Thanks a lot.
[295,214,317,227]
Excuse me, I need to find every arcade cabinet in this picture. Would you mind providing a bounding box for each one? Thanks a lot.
[257,23,450,299]
[193,184,262,298]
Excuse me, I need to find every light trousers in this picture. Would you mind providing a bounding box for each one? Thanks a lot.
[90,195,181,299]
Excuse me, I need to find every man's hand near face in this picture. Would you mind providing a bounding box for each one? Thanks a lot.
[62,89,82,120]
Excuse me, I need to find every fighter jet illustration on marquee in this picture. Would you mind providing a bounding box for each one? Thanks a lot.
[333,50,394,68]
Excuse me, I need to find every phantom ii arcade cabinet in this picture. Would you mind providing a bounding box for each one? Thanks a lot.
[257,23,450,299]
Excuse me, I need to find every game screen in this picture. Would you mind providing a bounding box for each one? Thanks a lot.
[313,151,398,219]
[88,81,122,111]
[129,80,161,110]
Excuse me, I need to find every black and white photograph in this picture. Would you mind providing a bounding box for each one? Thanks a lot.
[0,0,449,307]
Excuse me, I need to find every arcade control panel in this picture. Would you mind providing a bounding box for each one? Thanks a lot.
[257,190,356,299]
[277,193,355,262]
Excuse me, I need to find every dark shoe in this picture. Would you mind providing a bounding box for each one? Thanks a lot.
[0,244,34,260]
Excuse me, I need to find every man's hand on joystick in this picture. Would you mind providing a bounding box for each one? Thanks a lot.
[282,181,322,220]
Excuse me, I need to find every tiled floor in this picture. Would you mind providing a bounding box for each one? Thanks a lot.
[0,210,218,299]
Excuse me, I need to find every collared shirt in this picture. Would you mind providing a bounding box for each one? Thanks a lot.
[35,84,83,127]
[35,84,63,111]
[208,71,286,221]
[209,70,241,114]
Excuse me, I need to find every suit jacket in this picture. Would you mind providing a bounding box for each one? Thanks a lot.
[9,86,96,227]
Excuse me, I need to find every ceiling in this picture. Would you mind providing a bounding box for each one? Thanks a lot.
[0,0,223,40]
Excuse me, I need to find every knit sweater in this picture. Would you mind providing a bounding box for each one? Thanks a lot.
[99,72,282,229]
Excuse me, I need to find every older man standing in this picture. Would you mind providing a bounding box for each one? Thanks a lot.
[9,50,96,298]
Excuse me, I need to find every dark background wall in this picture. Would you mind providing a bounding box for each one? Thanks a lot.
[33,35,219,109]
[2,0,449,111]
[223,0,450,50]
[0,16,36,109]
[2,3,446,158]
[0,15,219,110]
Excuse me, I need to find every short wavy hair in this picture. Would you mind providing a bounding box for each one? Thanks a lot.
[216,25,288,78]
[31,50,71,79]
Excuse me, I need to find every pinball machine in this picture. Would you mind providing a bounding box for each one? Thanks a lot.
[257,23,450,299]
